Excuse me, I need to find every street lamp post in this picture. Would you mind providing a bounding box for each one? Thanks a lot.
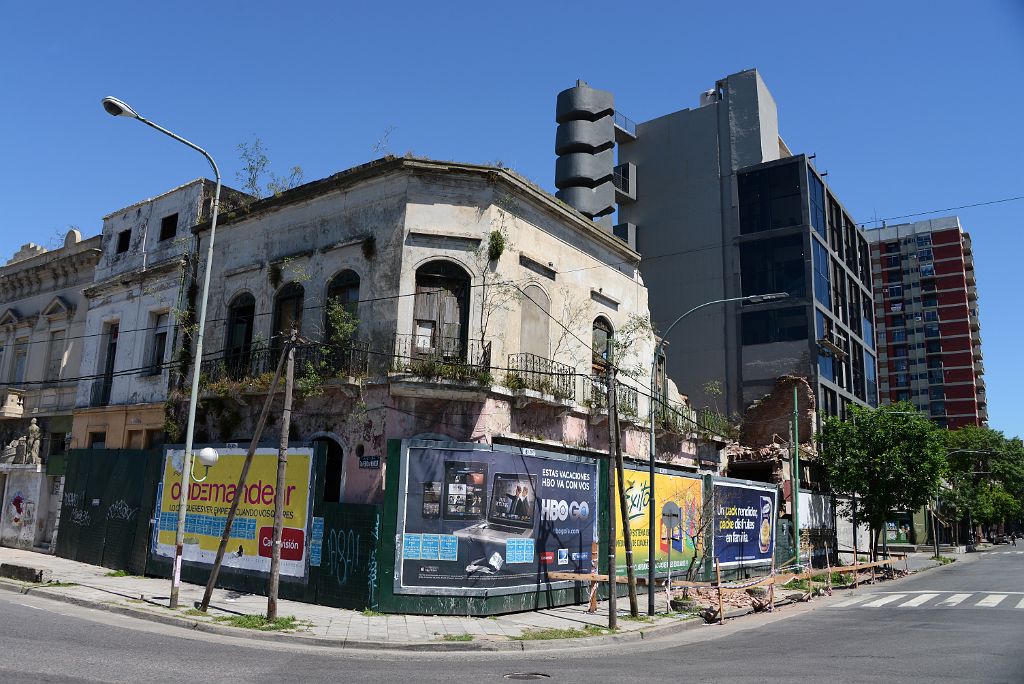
[645,292,788,615]
[102,97,223,609]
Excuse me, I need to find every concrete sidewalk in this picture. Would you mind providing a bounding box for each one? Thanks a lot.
[0,547,694,650]
[0,548,946,650]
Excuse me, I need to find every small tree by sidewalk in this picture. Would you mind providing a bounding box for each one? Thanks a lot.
[819,402,945,559]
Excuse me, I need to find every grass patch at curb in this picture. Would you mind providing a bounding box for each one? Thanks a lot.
[511,626,611,641]
[104,570,135,577]
[441,634,474,642]
[620,615,652,622]
[184,608,212,617]
[43,581,78,588]
[212,614,307,631]
[931,555,956,565]
[361,609,385,617]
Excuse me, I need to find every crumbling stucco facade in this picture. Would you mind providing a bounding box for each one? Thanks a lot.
[177,158,724,504]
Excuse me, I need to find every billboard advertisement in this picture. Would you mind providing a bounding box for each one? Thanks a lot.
[613,466,703,577]
[394,444,598,596]
[152,447,313,578]
[712,481,777,567]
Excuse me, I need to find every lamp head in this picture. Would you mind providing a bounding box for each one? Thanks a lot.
[196,447,220,467]
[101,96,138,118]
[745,292,790,304]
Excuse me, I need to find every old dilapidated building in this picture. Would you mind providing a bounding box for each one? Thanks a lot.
[176,157,725,505]
[71,179,248,451]
[0,230,101,550]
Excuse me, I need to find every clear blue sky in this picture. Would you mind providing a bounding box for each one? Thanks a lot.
[2,2,1021,436]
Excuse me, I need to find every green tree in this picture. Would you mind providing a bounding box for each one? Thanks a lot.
[944,426,1024,539]
[819,402,946,558]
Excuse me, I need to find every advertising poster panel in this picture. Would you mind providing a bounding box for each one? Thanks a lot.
[152,447,313,578]
[713,481,777,567]
[395,444,598,596]
[613,466,703,577]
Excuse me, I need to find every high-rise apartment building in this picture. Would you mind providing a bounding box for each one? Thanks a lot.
[866,217,986,428]
[555,69,878,418]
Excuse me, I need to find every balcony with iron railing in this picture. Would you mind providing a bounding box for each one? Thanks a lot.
[653,395,698,434]
[89,379,113,407]
[613,110,637,140]
[390,333,492,387]
[199,341,370,389]
[505,353,575,402]
[586,375,639,419]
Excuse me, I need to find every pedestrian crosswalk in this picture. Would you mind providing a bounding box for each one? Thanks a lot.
[828,591,1024,611]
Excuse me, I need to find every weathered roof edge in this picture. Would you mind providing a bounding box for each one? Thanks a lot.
[191,156,641,262]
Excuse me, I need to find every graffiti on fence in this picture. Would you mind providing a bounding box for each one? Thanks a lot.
[324,527,364,587]
[367,511,380,608]
[106,500,138,522]
[67,507,92,527]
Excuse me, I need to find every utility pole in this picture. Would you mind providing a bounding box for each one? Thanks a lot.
[199,341,291,612]
[791,384,801,569]
[605,364,618,630]
[613,398,639,617]
[267,331,296,621]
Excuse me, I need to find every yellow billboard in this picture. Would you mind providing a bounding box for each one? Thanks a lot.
[614,468,703,577]
[153,447,313,578]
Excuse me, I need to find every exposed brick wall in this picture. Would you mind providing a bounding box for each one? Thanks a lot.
[739,375,816,448]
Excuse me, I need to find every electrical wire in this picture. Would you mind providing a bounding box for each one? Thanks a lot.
[858,194,1024,227]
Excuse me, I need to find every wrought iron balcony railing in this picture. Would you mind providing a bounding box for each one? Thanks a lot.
[199,341,369,387]
[89,379,113,407]
[391,334,492,383]
[505,353,575,401]
[587,375,639,418]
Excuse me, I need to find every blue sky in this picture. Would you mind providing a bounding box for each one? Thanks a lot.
[2,2,1021,436]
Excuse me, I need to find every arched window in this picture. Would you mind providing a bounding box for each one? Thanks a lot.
[325,270,360,345]
[412,261,470,358]
[225,293,255,377]
[520,284,550,359]
[592,317,613,373]
[273,282,304,352]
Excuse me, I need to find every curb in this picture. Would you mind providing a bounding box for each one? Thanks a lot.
[0,578,702,652]
[0,557,950,652]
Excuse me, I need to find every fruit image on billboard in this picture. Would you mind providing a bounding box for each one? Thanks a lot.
[152,447,312,578]
[613,467,703,577]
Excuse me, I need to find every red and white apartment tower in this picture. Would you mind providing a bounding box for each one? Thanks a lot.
[867,217,986,428]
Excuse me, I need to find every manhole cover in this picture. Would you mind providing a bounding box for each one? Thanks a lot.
[503,675,550,681]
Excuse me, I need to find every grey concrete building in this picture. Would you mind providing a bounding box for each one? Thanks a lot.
[563,69,878,418]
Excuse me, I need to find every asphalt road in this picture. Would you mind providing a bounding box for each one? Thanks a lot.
[2,551,1022,683]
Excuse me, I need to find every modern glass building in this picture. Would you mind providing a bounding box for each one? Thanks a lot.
[605,69,878,418]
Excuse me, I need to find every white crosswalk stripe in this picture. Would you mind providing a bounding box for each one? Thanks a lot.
[899,593,940,607]
[976,594,1007,607]
[862,594,906,607]
[938,593,972,606]
[830,591,1024,610]
[830,594,876,608]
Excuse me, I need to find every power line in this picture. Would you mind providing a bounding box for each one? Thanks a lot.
[858,194,1024,228]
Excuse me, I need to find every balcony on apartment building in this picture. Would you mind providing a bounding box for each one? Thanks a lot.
[505,353,576,404]
[198,341,371,393]
[586,374,639,421]
[390,333,494,400]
